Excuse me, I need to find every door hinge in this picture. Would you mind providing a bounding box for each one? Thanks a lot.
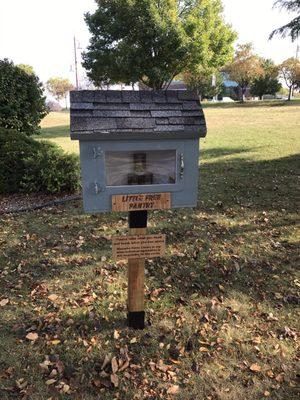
[179,153,184,179]
[94,182,103,195]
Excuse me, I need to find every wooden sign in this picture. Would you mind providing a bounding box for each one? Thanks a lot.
[112,193,171,212]
[112,234,166,260]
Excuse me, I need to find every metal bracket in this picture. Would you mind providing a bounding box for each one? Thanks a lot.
[94,182,102,195]
[92,146,103,159]
[179,153,184,179]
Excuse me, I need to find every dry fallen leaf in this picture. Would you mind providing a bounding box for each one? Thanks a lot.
[51,339,61,345]
[62,384,71,393]
[26,332,38,342]
[167,385,180,394]
[16,379,28,390]
[111,357,118,374]
[101,354,112,370]
[45,379,56,385]
[99,371,109,379]
[130,337,137,344]
[118,359,130,372]
[250,363,261,373]
[39,360,51,372]
[264,391,271,397]
[156,361,170,373]
[252,336,262,344]
[110,373,119,388]
[199,347,209,352]
[275,373,284,383]
[56,360,64,374]
[0,298,9,307]
[114,330,120,340]
[266,370,274,378]
[218,284,225,292]
[48,294,59,302]
[49,369,57,378]
[92,379,101,388]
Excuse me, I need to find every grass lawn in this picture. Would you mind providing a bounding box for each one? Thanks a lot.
[0,101,299,399]
[39,110,79,154]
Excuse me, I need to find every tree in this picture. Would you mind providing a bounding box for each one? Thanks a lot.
[183,68,223,99]
[83,0,236,89]
[250,59,282,99]
[17,64,35,75]
[225,44,264,102]
[0,59,48,136]
[278,57,300,100]
[46,77,74,109]
[270,0,300,41]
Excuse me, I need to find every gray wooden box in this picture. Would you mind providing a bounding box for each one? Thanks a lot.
[70,90,207,213]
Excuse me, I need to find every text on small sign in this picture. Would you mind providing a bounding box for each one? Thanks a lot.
[112,234,166,259]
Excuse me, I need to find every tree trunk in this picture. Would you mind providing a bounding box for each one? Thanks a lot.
[288,86,292,101]
[240,87,246,102]
[65,94,68,110]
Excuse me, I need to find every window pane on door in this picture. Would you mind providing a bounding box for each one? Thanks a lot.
[105,150,176,186]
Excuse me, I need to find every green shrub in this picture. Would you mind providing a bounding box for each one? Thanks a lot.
[0,59,48,136]
[0,128,80,194]
[0,128,40,193]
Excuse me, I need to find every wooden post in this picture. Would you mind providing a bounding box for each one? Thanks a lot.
[127,210,147,329]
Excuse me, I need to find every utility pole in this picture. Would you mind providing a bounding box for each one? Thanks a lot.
[296,45,300,60]
[74,36,79,90]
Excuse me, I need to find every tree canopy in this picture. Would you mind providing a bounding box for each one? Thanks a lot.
[0,59,48,136]
[83,0,236,89]
[225,43,264,101]
[17,64,35,75]
[250,59,282,99]
[46,77,74,109]
[270,0,300,41]
[183,68,223,99]
[278,57,300,100]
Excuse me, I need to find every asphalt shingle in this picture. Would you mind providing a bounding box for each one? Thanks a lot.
[70,90,207,137]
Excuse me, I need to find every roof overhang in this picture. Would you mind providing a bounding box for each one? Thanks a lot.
[71,128,206,141]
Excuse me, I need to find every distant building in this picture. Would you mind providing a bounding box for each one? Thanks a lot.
[139,75,253,101]
[167,76,242,100]
[221,74,252,100]
[222,78,239,98]
[167,80,187,90]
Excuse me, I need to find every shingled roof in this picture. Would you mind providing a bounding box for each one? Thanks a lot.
[70,90,207,140]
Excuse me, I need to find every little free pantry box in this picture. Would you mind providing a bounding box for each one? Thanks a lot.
[70,90,207,213]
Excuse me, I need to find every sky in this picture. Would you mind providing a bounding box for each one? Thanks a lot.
[0,0,299,86]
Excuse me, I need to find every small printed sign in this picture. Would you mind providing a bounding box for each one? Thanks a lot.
[112,193,171,212]
[112,234,166,260]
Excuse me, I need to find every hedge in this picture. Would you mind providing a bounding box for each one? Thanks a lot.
[0,128,80,194]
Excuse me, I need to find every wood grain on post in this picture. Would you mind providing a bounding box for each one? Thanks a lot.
[128,227,146,313]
